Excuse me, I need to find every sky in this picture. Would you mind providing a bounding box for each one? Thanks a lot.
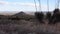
[0,0,60,13]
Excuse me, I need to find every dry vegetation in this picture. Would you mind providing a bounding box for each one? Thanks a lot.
[0,12,60,34]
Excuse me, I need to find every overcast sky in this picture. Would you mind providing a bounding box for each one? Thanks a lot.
[0,0,60,12]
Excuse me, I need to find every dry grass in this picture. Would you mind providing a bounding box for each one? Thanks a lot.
[0,14,60,34]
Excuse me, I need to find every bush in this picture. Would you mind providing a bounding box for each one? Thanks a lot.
[35,12,44,23]
[48,8,60,24]
[46,12,51,19]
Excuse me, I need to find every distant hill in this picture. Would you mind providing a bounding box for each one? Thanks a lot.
[24,12,35,15]
[0,11,53,16]
[12,11,35,19]
[13,11,26,16]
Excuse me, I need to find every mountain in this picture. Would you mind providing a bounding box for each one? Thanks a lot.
[12,11,35,20]
[13,11,26,16]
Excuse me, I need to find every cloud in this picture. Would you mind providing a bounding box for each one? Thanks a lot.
[16,3,39,7]
[0,1,37,6]
[0,1,39,11]
[0,1,9,5]
[0,1,54,11]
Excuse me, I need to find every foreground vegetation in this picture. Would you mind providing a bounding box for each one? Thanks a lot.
[0,11,60,34]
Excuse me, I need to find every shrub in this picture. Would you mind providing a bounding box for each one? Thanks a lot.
[35,12,44,23]
[48,8,60,24]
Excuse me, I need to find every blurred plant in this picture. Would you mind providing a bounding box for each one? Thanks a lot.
[35,12,44,24]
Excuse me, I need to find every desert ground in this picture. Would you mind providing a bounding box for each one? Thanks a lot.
[0,12,60,34]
